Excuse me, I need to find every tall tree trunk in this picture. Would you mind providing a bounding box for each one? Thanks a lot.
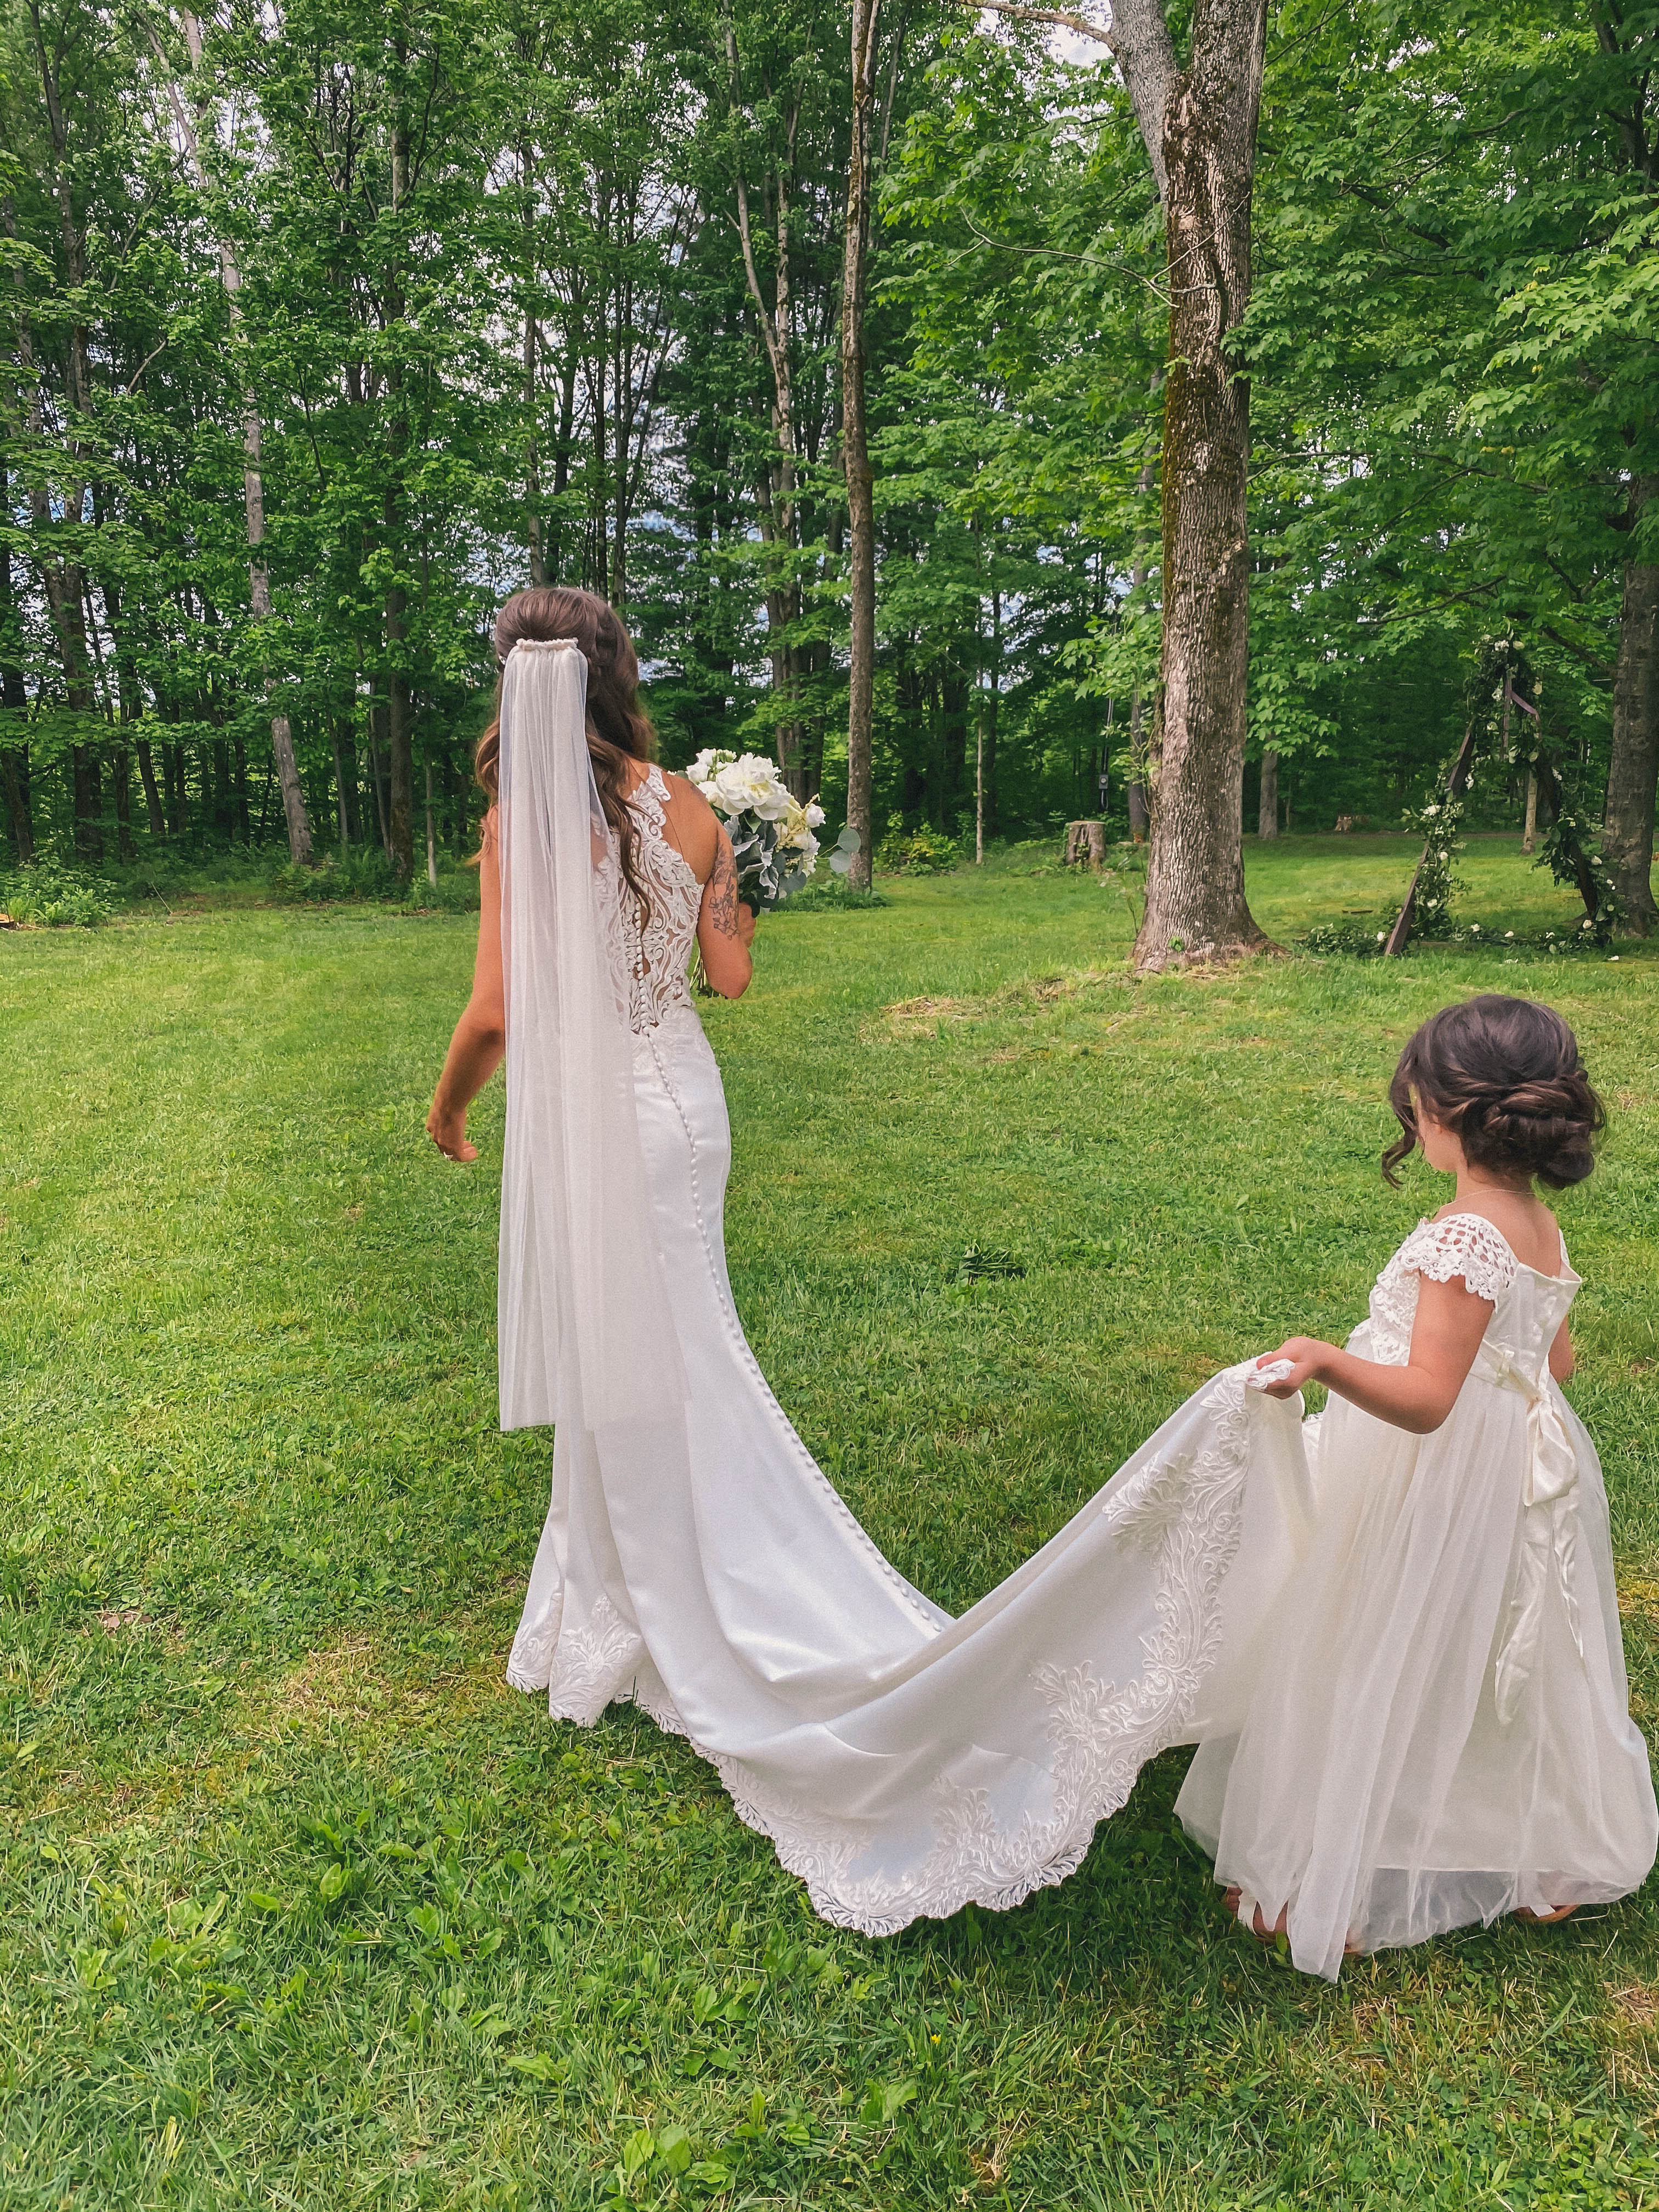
[983,582,1001,842]
[383,96,415,881]
[100,569,161,848]
[5,69,100,858]
[727,20,804,789]
[0,748,30,864]
[368,703,393,859]
[114,747,134,860]
[1603,493,1659,933]
[1257,748,1279,838]
[136,738,165,837]
[1134,0,1269,964]
[1025,0,1272,962]
[167,13,313,865]
[524,301,548,587]
[841,0,880,888]
[0,459,33,862]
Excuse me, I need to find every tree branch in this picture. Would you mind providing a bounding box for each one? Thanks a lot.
[958,0,1177,199]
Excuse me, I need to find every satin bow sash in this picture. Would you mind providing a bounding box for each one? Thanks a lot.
[1476,1343,1584,1725]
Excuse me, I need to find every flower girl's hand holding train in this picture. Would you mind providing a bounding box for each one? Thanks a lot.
[1254,1267,1494,1436]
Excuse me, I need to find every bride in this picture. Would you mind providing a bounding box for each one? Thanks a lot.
[425,585,1310,1937]
[427,588,1654,1974]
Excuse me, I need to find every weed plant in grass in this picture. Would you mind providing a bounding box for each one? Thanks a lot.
[2,842,1656,2209]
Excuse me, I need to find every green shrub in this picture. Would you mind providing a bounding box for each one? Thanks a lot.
[772,871,887,914]
[874,820,960,874]
[1,856,117,927]
[269,851,398,904]
[403,870,481,915]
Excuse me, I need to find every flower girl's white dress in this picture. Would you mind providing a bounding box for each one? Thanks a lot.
[1177,1212,1658,1979]
[496,662,1654,1973]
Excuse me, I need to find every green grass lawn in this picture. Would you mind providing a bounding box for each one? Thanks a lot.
[3,838,1657,2210]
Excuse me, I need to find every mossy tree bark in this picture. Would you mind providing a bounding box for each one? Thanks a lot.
[978,0,1272,965]
[1131,0,1271,967]
[1603,487,1659,934]
[841,0,881,889]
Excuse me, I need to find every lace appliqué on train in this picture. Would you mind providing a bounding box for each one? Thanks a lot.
[663,1369,1259,1936]
[507,1592,649,1726]
[1367,1215,1520,1364]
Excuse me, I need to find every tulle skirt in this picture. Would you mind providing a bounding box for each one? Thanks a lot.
[1177,1370,1658,1980]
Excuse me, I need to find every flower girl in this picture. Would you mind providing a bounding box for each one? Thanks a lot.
[1178,994,1657,1978]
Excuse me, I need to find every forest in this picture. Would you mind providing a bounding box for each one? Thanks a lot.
[2,0,1656,932]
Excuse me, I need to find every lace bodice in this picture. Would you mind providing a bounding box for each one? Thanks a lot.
[605,766,704,1035]
[1364,1214,1578,1370]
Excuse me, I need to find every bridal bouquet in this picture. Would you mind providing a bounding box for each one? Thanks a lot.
[686,749,830,912]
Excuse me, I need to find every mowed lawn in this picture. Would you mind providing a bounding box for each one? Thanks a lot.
[3,837,1657,2210]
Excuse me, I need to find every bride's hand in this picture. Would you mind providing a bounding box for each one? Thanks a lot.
[427,1100,477,1162]
[1255,1337,1333,1397]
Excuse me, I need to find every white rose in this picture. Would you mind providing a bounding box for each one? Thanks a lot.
[687,747,732,789]
[710,763,769,815]
[742,758,794,821]
[804,802,825,828]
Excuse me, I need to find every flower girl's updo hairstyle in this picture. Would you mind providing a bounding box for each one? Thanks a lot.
[474,586,658,917]
[1383,994,1605,1191]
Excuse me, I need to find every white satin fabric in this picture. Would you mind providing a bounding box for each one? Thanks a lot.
[1178,1214,1658,1979]
[497,661,1314,1931]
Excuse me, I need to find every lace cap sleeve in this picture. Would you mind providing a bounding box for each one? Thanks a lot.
[1402,1214,1517,1306]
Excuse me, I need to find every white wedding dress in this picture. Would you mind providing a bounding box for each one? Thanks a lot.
[494,641,1655,1972]
[1177,1212,1657,1977]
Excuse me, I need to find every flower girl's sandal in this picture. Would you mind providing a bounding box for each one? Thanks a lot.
[1222,1887,1287,1942]
[1514,1903,1579,1925]
[1223,1886,1365,1957]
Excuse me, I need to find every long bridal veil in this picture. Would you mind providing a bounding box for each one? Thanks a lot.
[498,644,1315,1934]
[495,638,685,1435]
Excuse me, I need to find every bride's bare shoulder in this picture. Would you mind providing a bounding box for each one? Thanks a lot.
[656,771,720,880]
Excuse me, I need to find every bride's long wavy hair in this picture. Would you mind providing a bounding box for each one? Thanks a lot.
[476,587,658,918]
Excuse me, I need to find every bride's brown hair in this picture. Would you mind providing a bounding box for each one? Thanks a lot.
[1382,994,1605,1190]
[476,586,658,918]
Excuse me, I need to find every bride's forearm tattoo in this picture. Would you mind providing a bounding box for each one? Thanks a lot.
[708,836,740,937]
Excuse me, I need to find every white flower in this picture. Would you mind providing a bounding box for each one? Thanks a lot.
[1375,930,1386,943]
[687,747,733,789]
[1422,804,1440,819]
[1610,955,1621,962]
[804,802,825,828]
[1504,930,1514,939]
[1470,923,1481,933]
[1581,918,1593,930]
[712,754,792,821]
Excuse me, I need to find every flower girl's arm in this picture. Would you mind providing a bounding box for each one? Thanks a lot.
[697,826,755,999]
[1256,1274,1495,1435]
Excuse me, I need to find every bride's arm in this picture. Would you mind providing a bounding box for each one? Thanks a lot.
[697,823,755,999]
[426,820,505,1161]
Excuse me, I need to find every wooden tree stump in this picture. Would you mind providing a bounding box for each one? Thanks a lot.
[1064,819,1107,870]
